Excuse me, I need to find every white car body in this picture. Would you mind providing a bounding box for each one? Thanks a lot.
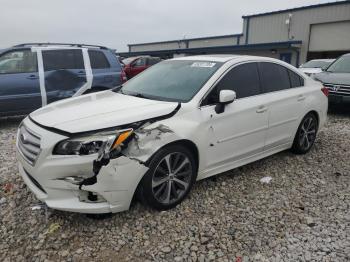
[16,55,328,214]
[299,67,323,76]
[299,59,335,76]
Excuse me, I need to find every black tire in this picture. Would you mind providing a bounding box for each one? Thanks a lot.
[291,113,318,154]
[138,145,197,211]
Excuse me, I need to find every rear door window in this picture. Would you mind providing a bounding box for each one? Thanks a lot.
[88,50,110,69]
[43,49,84,71]
[258,62,291,93]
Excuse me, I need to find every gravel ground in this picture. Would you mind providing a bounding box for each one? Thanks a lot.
[0,108,349,262]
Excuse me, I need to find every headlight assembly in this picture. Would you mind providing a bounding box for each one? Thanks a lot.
[53,129,133,156]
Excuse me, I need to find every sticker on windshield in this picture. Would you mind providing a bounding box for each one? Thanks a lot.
[191,62,216,68]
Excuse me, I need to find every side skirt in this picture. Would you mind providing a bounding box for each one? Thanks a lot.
[197,142,292,180]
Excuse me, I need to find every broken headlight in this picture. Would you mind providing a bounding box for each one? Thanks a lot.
[53,129,133,155]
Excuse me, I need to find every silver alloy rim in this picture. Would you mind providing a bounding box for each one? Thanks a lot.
[299,116,316,150]
[152,152,192,204]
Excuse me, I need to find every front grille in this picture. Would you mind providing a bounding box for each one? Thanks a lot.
[18,124,41,166]
[324,83,350,96]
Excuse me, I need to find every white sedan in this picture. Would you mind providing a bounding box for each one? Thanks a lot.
[16,55,328,214]
[299,59,335,76]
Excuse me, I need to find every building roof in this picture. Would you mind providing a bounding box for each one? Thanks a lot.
[128,34,243,47]
[120,40,302,57]
[242,0,350,18]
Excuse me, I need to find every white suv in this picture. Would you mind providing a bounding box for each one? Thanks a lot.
[16,55,328,214]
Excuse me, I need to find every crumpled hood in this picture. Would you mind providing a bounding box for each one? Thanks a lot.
[30,91,179,133]
[314,72,350,85]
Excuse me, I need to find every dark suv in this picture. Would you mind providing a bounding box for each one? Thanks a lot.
[314,53,350,103]
[0,43,127,117]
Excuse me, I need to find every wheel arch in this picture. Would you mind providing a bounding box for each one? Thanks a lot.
[144,139,200,172]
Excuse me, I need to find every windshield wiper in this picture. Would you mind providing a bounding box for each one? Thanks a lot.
[129,92,150,99]
[112,85,123,92]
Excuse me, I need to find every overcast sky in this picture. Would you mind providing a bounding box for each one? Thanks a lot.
[0,0,335,52]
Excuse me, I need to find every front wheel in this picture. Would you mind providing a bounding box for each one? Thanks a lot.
[138,145,197,210]
[291,113,318,154]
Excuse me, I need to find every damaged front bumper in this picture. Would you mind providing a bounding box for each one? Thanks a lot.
[17,118,149,214]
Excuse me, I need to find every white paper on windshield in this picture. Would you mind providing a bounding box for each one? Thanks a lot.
[191,62,216,68]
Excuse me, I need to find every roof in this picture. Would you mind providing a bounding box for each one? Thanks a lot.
[128,34,243,47]
[13,43,108,50]
[242,0,350,18]
[172,55,244,62]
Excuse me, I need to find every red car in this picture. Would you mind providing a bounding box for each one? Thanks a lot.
[122,56,161,79]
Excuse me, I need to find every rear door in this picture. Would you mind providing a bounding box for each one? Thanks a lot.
[258,62,306,151]
[0,49,41,116]
[42,49,86,103]
[88,49,122,88]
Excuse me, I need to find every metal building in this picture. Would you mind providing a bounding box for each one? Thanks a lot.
[120,1,350,66]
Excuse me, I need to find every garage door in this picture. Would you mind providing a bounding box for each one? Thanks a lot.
[309,21,350,52]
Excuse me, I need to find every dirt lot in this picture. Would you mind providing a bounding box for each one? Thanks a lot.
[0,107,349,262]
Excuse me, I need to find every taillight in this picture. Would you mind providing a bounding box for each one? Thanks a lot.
[120,70,127,83]
[321,86,329,97]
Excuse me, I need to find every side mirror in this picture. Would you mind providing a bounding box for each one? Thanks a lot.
[215,90,236,114]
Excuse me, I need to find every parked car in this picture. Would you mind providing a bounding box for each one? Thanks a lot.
[313,53,350,103]
[16,55,327,214]
[299,59,335,76]
[123,56,161,79]
[0,43,127,117]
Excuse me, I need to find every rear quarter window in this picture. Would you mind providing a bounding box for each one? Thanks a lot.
[288,70,304,87]
[88,50,110,69]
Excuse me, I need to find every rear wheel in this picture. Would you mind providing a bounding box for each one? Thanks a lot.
[139,145,197,210]
[291,113,318,154]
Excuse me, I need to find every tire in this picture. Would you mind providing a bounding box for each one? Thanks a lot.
[291,113,318,154]
[138,145,197,211]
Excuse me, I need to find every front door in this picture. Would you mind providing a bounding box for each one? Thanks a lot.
[0,49,41,116]
[200,62,268,175]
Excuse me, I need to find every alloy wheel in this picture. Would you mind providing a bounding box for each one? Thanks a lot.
[299,116,317,151]
[151,152,192,204]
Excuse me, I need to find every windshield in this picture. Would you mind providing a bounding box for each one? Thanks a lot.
[118,60,223,102]
[327,56,350,73]
[301,60,333,69]
[122,57,138,65]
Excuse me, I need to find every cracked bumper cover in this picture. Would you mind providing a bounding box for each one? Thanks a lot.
[17,118,149,214]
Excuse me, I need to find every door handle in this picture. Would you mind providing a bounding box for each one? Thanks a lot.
[297,95,306,101]
[27,75,38,80]
[256,106,268,113]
